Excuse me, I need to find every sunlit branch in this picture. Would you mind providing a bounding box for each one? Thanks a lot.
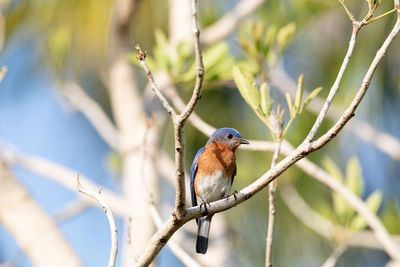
[270,66,400,161]
[265,141,281,267]
[305,21,361,142]
[136,0,205,220]
[77,174,118,267]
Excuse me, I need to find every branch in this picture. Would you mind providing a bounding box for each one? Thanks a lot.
[280,183,335,239]
[135,45,177,118]
[280,183,400,250]
[0,146,130,217]
[265,141,281,267]
[201,0,266,46]
[77,174,118,267]
[310,4,400,151]
[270,65,400,161]
[0,161,82,267]
[60,81,120,151]
[305,21,361,142]
[149,203,203,267]
[321,245,348,267]
[136,0,204,219]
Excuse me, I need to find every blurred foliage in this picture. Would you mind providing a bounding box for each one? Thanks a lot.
[130,29,235,86]
[237,21,296,78]
[233,64,322,139]
[322,156,382,231]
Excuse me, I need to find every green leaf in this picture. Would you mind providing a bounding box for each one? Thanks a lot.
[285,92,294,118]
[260,82,271,116]
[322,157,344,182]
[154,28,171,70]
[381,200,400,234]
[350,191,382,230]
[264,25,277,50]
[233,65,261,110]
[300,87,323,113]
[345,157,363,197]
[294,74,304,113]
[277,22,296,53]
[174,41,192,74]
[322,157,348,217]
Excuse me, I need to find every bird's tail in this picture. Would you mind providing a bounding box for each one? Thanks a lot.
[196,215,212,254]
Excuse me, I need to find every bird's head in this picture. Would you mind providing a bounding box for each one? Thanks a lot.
[207,127,249,149]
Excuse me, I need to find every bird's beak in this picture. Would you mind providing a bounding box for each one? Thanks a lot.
[240,139,250,145]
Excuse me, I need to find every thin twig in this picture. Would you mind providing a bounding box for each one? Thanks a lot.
[136,0,205,219]
[0,147,130,216]
[305,21,361,142]
[149,204,203,267]
[77,174,118,267]
[135,44,177,118]
[270,65,400,161]
[173,0,205,218]
[321,245,348,267]
[265,141,281,267]
[339,0,356,22]
[311,3,400,152]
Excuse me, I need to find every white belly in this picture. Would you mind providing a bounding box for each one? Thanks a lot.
[196,170,232,204]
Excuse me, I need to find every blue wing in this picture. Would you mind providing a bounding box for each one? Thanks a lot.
[232,164,237,184]
[190,146,205,208]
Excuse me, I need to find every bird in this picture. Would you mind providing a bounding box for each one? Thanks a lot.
[190,127,249,254]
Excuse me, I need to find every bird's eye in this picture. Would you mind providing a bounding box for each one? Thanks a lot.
[227,133,233,139]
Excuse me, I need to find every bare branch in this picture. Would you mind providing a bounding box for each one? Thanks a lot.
[280,183,335,239]
[178,0,204,124]
[280,183,400,250]
[0,161,82,267]
[149,204,203,267]
[60,81,119,151]
[306,21,361,142]
[0,147,130,217]
[321,245,348,267]
[136,45,177,118]
[173,0,205,218]
[201,0,266,46]
[77,174,118,267]
[311,5,400,151]
[136,0,205,219]
[265,141,281,267]
[270,65,400,161]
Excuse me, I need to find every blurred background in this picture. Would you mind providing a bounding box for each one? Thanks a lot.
[0,0,399,266]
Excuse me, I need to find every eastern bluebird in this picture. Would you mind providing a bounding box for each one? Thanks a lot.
[190,127,249,254]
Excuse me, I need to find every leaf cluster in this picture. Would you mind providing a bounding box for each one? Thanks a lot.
[237,21,296,77]
[233,65,322,140]
[322,156,382,231]
[130,29,234,84]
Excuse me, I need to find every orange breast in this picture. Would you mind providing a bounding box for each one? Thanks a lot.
[196,142,236,178]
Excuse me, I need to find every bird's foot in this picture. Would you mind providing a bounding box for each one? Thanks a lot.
[226,190,238,201]
[199,202,210,215]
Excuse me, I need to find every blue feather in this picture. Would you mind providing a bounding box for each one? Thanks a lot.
[190,146,205,208]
